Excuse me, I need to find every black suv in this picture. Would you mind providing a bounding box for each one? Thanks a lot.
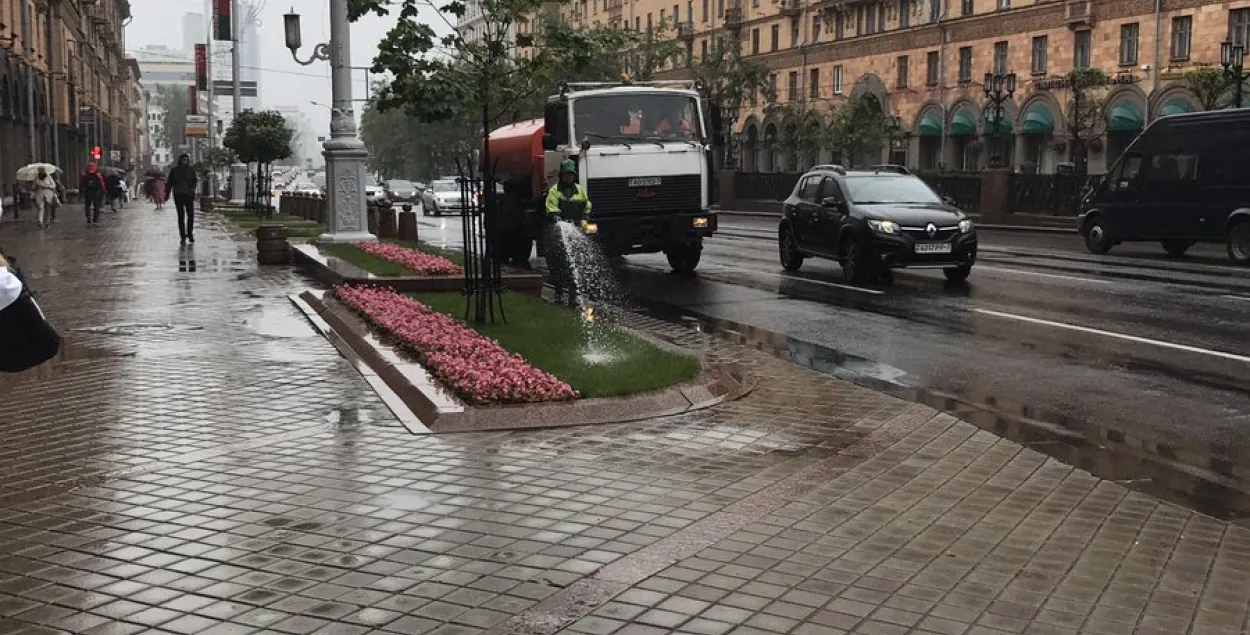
[777,165,978,283]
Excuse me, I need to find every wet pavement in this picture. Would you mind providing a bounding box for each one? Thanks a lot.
[0,207,1246,634]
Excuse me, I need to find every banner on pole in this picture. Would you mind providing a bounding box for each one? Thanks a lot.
[214,0,232,40]
[188,86,199,115]
[194,44,208,91]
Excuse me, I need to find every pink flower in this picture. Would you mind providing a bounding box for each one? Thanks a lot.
[355,242,463,276]
[335,285,578,404]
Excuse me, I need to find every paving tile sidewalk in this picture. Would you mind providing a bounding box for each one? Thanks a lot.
[0,208,1243,635]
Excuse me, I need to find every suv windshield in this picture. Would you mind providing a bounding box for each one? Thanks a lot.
[845,175,941,204]
[432,181,458,193]
[572,92,703,141]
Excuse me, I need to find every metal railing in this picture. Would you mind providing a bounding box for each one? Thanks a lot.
[1008,173,1101,216]
[916,172,981,214]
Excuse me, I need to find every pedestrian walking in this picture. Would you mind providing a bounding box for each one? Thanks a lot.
[152,175,167,211]
[0,247,61,373]
[32,169,59,229]
[105,173,123,212]
[167,154,198,245]
[79,163,106,225]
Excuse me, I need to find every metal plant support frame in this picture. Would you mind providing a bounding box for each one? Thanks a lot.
[244,162,273,219]
[456,159,507,325]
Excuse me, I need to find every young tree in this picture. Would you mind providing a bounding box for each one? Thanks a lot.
[826,95,886,168]
[1064,67,1110,176]
[222,110,295,165]
[1183,67,1230,110]
[686,36,773,169]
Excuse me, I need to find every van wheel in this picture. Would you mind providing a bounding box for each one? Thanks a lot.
[841,236,869,284]
[1161,239,1193,257]
[1083,217,1114,254]
[1228,222,1250,265]
[779,228,804,271]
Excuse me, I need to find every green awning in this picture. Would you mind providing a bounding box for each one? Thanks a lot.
[1108,103,1144,132]
[949,111,976,136]
[1159,98,1193,117]
[917,110,943,137]
[983,111,1014,134]
[1020,105,1055,135]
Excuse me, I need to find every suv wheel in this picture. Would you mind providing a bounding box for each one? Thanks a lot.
[1161,239,1193,257]
[779,227,804,271]
[840,236,869,284]
[1228,221,1250,265]
[943,265,972,283]
[1083,217,1114,254]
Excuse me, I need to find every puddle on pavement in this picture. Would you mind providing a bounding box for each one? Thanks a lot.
[73,323,205,336]
[639,303,1250,527]
[246,306,316,339]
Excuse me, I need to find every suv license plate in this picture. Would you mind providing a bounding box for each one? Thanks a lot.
[914,242,953,254]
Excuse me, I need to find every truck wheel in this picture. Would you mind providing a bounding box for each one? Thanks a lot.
[1228,221,1250,265]
[666,242,702,273]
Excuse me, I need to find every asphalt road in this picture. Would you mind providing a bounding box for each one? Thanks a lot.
[416,213,1250,470]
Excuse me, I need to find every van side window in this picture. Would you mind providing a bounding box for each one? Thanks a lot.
[1149,153,1198,182]
[1108,154,1143,191]
[798,177,821,201]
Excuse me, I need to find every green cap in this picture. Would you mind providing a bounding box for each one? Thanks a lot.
[559,159,576,174]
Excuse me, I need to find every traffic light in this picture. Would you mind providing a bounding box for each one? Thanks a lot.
[92,146,101,160]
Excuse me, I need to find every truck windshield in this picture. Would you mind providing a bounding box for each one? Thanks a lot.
[572,93,702,142]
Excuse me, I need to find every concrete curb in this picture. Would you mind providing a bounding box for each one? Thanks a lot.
[292,243,546,296]
[291,289,757,434]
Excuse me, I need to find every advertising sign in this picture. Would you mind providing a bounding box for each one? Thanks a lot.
[185,115,210,138]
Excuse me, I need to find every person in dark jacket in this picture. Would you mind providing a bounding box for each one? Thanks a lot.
[79,163,106,225]
[167,154,198,244]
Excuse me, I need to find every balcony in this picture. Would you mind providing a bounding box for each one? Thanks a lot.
[725,5,745,27]
[1065,0,1093,28]
[606,0,624,12]
[817,0,855,10]
[676,20,696,41]
[777,0,803,16]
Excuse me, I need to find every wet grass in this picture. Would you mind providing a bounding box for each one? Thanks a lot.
[217,204,325,238]
[411,291,701,399]
[318,240,464,276]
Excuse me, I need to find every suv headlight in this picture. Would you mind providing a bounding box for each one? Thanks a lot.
[867,219,900,234]
[959,219,974,233]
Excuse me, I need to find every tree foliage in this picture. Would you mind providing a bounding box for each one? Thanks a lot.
[152,85,191,156]
[1063,67,1111,174]
[1184,67,1230,111]
[361,99,476,180]
[826,96,886,168]
[223,110,294,164]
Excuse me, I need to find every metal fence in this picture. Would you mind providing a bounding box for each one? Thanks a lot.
[733,171,802,201]
[1008,173,1102,217]
[915,172,981,214]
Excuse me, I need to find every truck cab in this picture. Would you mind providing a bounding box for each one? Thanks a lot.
[537,80,717,272]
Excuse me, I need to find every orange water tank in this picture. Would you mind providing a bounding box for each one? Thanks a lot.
[485,119,545,198]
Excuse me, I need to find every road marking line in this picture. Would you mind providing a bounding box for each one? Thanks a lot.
[711,265,886,295]
[1222,295,1250,302]
[973,308,1250,364]
[976,265,1112,285]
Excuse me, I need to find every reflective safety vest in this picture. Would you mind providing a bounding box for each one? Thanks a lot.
[544,183,592,216]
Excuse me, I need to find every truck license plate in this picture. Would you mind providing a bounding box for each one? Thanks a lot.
[914,242,952,254]
[628,177,662,187]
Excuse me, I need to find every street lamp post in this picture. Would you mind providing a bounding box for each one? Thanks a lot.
[884,115,903,164]
[721,99,740,170]
[983,71,1016,169]
[283,6,375,243]
[1221,41,1250,109]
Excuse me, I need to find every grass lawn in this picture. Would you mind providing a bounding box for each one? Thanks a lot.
[411,291,701,399]
[218,205,325,238]
[319,240,465,277]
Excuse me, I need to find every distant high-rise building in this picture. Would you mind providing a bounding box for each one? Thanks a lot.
[182,12,206,55]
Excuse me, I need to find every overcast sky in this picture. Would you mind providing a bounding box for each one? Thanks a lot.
[125,0,452,134]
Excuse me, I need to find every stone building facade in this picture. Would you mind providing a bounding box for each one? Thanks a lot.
[565,0,1250,174]
[0,0,134,196]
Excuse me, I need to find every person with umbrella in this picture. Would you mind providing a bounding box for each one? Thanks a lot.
[15,163,62,228]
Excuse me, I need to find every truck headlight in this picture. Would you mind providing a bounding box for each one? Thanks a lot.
[693,217,709,228]
[959,219,973,233]
[581,220,599,234]
[867,219,900,235]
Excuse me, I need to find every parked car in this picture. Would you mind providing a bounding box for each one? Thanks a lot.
[777,164,977,283]
[365,184,386,203]
[1078,108,1250,264]
[383,179,420,205]
[421,179,466,216]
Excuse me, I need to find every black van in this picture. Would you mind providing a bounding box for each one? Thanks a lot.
[1077,109,1250,265]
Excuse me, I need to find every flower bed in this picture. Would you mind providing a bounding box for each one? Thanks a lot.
[354,241,462,276]
[335,285,577,404]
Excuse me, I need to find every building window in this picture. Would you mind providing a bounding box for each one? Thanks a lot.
[897,55,909,87]
[812,14,821,42]
[1231,8,1250,47]
[771,24,780,51]
[926,51,939,85]
[1171,16,1191,60]
[810,68,821,98]
[703,0,709,21]
[996,0,1008,9]
[718,0,724,16]
[933,0,944,21]
[833,65,844,93]
[752,28,760,54]
[958,46,972,82]
[835,12,845,39]
[900,0,910,28]
[1074,30,1091,68]
[993,41,1008,74]
[1120,23,1139,66]
[791,18,800,47]
[768,73,777,101]
[1031,35,1047,75]
[701,39,708,59]
[788,71,799,101]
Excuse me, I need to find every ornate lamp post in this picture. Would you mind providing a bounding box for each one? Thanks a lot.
[884,114,903,164]
[1221,41,1250,109]
[721,99,740,169]
[283,6,375,243]
[983,71,1016,169]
